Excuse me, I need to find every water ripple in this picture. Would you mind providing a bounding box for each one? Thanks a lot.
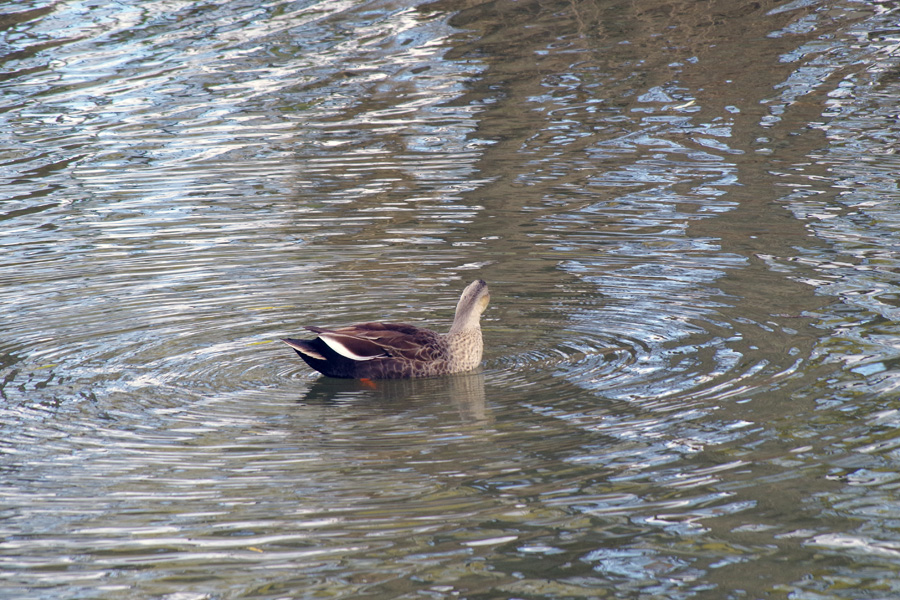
[2,0,900,598]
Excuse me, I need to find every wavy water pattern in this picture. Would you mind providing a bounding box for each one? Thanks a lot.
[3,0,900,598]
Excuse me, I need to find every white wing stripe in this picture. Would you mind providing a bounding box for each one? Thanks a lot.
[319,334,381,361]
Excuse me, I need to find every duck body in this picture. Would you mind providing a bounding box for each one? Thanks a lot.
[282,280,489,380]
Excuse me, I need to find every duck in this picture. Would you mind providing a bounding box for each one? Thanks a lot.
[282,279,490,379]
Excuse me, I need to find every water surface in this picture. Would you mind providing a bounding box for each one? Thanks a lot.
[3,0,900,598]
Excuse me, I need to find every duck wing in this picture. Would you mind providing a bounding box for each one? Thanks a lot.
[306,322,446,363]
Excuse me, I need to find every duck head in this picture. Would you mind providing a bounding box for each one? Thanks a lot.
[450,279,490,334]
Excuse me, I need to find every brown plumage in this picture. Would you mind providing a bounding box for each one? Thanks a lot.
[282,280,490,379]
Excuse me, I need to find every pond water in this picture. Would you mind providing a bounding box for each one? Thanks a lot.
[3,0,900,598]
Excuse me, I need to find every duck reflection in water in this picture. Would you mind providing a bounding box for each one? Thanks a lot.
[299,370,490,424]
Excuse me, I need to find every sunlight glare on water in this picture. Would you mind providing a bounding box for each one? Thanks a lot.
[3,0,900,598]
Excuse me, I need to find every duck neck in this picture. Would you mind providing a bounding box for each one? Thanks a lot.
[449,319,479,337]
[446,324,483,370]
[448,306,480,336]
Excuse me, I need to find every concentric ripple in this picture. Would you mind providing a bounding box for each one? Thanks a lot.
[3,0,900,599]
